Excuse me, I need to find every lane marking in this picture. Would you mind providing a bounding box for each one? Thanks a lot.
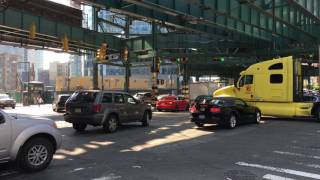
[287,145,320,152]
[236,162,320,179]
[273,151,320,160]
[295,162,320,169]
[263,174,296,180]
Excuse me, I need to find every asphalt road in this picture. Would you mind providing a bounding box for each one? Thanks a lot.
[1,105,320,180]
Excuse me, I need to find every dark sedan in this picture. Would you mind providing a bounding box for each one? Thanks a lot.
[190,97,261,129]
[0,94,16,109]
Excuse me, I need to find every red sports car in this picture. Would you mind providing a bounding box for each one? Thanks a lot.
[156,95,189,111]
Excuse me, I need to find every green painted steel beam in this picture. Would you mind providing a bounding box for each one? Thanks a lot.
[241,0,319,41]
[90,0,274,43]
[0,7,121,52]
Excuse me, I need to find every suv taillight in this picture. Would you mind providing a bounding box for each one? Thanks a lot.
[92,104,102,113]
[210,107,221,113]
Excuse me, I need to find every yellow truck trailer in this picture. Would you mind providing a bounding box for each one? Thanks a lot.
[213,56,320,119]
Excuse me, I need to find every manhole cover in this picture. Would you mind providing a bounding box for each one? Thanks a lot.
[224,170,258,180]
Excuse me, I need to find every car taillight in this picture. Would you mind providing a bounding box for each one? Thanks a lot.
[189,105,198,113]
[92,104,102,113]
[210,107,221,113]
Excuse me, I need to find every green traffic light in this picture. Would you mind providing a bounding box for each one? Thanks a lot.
[220,57,225,62]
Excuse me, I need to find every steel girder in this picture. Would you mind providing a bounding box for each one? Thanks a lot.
[240,0,319,41]
[0,7,121,52]
[89,0,276,42]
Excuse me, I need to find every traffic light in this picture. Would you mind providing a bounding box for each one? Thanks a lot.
[123,47,129,61]
[157,59,161,72]
[96,43,108,61]
[220,57,225,62]
[29,22,36,39]
[62,34,69,52]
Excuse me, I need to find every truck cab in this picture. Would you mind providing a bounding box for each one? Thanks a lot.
[214,56,320,119]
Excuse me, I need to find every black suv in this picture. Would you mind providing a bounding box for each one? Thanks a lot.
[64,90,152,133]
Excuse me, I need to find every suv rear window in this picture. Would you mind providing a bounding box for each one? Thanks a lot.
[69,92,98,103]
[60,96,70,102]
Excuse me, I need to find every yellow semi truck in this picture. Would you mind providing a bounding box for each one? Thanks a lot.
[213,56,320,120]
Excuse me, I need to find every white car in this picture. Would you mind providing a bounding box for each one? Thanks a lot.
[0,110,62,172]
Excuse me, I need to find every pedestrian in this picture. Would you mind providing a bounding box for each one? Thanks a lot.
[36,95,43,107]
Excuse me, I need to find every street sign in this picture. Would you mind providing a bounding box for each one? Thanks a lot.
[106,53,120,60]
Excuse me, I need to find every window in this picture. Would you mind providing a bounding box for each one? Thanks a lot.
[178,96,185,100]
[69,91,98,103]
[102,93,112,103]
[270,74,283,84]
[234,99,246,106]
[238,76,245,87]
[123,94,137,104]
[114,94,124,103]
[269,63,283,70]
[244,75,253,85]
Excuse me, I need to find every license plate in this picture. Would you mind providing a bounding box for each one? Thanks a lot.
[200,108,205,111]
[199,115,205,119]
[75,108,81,113]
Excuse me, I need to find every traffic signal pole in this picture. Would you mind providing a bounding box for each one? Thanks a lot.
[151,21,159,98]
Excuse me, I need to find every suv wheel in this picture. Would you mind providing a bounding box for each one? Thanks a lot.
[256,111,261,124]
[12,105,15,109]
[227,114,237,129]
[18,137,54,172]
[103,115,118,133]
[141,111,150,127]
[73,123,87,132]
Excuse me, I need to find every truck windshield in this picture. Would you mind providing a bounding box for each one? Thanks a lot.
[238,76,245,88]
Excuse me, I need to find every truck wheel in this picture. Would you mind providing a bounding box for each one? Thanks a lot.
[18,137,54,172]
[73,123,87,132]
[103,115,118,133]
[141,111,150,127]
[227,114,237,129]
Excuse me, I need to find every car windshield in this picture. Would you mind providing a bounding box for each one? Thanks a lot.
[161,96,176,100]
[69,92,98,103]
[0,95,9,99]
[209,99,225,106]
[195,96,213,102]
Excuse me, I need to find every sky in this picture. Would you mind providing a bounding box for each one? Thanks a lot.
[43,0,72,69]
[43,51,70,70]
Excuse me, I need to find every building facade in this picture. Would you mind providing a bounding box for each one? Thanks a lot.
[0,53,21,92]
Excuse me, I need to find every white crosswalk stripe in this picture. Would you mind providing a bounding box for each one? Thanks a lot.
[273,150,320,160]
[263,174,296,180]
[236,162,320,179]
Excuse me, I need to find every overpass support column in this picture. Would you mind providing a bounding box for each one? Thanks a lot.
[151,57,159,97]
[93,61,99,90]
[124,17,130,92]
[181,58,189,100]
[318,44,320,86]
[151,21,158,97]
